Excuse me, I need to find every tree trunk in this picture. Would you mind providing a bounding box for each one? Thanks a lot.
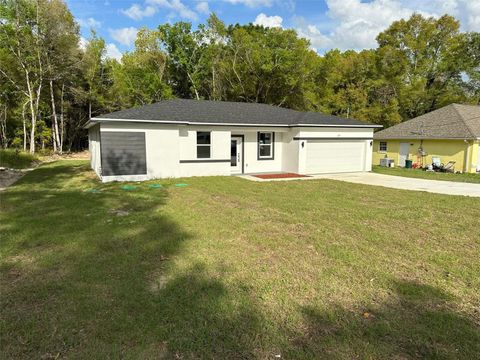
[49,79,60,152]
[26,73,36,154]
[0,105,7,149]
[59,82,65,154]
[30,0,43,154]
[24,68,42,154]
[212,65,216,100]
[187,72,200,100]
[22,101,28,152]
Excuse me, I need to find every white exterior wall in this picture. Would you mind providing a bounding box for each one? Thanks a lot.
[90,122,374,181]
[88,124,101,177]
[241,130,284,173]
[296,127,374,173]
[281,129,300,173]
[178,127,231,177]
[100,122,181,182]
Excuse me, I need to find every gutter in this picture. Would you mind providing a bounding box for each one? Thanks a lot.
[89,117,383,129]
[373,136,477,140]
[83,120,94,129]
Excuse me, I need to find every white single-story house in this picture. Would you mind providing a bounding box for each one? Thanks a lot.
[85,99,382,182]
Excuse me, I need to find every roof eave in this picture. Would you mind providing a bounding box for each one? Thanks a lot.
[91,117,381,128]
[83,119,98,129]
[373,136,477,140]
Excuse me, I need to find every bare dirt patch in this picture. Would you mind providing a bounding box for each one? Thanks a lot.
[0,168,31,191]
[42,150,89,162]
[0,151,89,190]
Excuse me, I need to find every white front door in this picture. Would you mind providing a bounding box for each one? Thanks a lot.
[231,136,243,174]
[399,142,410,167]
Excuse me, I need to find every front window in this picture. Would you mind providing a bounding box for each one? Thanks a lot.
[258,132,274,160]
[379,141,387,152]
[197,131,211,158]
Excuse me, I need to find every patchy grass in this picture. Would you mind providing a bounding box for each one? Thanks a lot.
[1,161,479,359]
[372,165,480,184]
[0,149,38,169]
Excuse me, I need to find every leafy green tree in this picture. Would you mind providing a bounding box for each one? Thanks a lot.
[313,50,401,127]
[41,0,80,152]
[1,5,478,153]
[377,14,479,118]
[0,0,82,153]
[220,24,318,109]
[0,0,46,153]
[79,31,118,118]
[158,22,205,99]
[196,14,228,100]
[110,28,172,108]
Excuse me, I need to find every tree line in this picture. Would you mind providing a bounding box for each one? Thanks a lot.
[1,0,479,153]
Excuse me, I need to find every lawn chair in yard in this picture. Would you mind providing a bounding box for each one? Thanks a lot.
[440,161,456,173]
[431,156,442,171]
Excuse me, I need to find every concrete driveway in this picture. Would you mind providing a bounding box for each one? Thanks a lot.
[315,172,480,197]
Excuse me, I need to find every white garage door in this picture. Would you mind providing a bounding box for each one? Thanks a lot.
[306,140,366,174]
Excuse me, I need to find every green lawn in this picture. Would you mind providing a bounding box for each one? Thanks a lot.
[0,149,38,169]
[372,165,480,184]
[1,161,479,359]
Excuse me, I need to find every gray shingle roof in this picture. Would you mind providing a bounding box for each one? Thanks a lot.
[92,99,380,127]
[374,104,480,140]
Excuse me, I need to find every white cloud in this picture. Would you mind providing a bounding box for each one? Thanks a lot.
[253,13,283,28]
[450,0,480,31]
[294,0,443,52]
[293,18,332,52]
[105,43,123,61]
[224,0,272,8]
[109,27,139,46]
[327,0,437,50]
[402,0,480,32]
[80,37,122,61]
[77,17,101,29]
[196,1,210,15]
[147,0,198,20]
[79,37,89,51]
[466,6,480,31]
[121,4,157,20]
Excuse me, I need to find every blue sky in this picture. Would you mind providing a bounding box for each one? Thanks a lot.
[67,0,480,60]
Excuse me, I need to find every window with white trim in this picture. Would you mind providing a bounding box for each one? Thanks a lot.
[258,132,274,160]
[379,141,387,152]
[197,131,211,158]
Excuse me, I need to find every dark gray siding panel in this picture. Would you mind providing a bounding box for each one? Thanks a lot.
[100,132,147,176]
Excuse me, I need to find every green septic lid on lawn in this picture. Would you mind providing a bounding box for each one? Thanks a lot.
[87,189,100,193]
[121,185,137,191]
[149,184,163,188]
[175,183,188,187]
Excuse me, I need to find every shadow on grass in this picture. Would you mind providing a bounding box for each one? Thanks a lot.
[1,162,479,359]
[0,163,268,359]
[291,280,480,359]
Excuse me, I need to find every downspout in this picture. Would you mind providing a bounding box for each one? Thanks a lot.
[464,139,470,173]
[477,140,480,173]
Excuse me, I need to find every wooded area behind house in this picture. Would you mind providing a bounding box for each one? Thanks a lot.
[1,0,479,154]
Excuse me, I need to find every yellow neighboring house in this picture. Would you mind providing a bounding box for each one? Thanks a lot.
[373,104,480,173]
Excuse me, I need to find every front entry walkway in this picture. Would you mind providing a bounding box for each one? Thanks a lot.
[240,172,480,197]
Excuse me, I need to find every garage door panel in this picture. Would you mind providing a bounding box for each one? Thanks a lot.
[101,132,147,176]
[306,141,365,174]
